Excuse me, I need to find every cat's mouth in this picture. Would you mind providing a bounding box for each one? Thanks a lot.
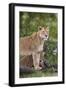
[44,34,48,40]
[40,34,48,40]
[44,37,48,40]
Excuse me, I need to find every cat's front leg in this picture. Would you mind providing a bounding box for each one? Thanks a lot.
[32,52,42,70]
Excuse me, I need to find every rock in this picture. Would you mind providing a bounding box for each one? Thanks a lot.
[20,54,57,73]
[20,66,34,73]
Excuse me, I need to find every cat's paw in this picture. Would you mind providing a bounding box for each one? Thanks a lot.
[35,66,42,70]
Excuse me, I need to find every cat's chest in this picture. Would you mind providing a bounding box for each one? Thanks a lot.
[37,44,44,51]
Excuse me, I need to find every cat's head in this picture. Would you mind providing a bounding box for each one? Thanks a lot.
[38,26,49,40]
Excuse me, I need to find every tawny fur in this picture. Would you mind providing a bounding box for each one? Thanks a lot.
[19,26,49,70]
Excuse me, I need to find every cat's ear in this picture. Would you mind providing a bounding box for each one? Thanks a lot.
[38,26,42,30]
[46,26,49,31]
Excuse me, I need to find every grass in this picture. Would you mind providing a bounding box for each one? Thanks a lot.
[20,68,58,78]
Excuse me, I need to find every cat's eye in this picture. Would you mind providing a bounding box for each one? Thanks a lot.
[38,26,42,30]
[39,27,42,30]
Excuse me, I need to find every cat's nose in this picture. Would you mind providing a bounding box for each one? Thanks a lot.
[45,35,47,37]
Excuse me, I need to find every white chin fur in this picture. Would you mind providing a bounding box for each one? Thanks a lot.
[44,38,48,40]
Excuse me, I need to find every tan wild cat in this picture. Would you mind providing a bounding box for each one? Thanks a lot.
[19,26,49,70]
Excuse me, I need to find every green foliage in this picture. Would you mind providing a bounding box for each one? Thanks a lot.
[20,12,58,39]
[19,12,58,77]
[44,40,58,65]
[20,70,58,78]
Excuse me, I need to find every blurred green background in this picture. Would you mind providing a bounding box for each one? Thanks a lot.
[19,12,58,78]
